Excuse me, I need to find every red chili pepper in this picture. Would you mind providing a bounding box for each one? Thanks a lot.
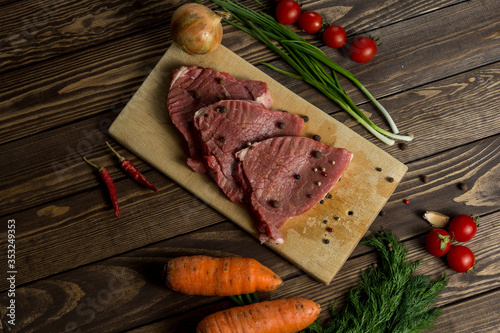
[83,157,119,218]
[106,142,158,192]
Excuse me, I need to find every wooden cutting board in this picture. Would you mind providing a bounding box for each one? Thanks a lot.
[109,43,407,284]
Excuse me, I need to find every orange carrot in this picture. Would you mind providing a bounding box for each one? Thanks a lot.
[164,255,283,296]
[196,297,321,333]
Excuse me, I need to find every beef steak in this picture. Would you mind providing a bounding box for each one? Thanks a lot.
[167,66,273,173]
[193,100,304,203]
[235,136,353,244]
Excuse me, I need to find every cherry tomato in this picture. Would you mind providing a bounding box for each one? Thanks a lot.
[322,25,346,48]
[448,214,478,242]
[447,245,475,273]
[425,229,451,257]
[275,0,301,25]
[350,36,377,63]
[298,11,323,34]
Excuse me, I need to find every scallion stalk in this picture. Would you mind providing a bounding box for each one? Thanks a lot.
[208,0,412,144]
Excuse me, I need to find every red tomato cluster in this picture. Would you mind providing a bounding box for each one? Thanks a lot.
[425,214,478,273]
[274,0,377,62]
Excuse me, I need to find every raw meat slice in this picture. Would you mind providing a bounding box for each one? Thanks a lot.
[193,100,304,203]
[235,136,353,244]
[167,65,273,172]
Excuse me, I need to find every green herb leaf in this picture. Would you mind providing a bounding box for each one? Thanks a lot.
[302,230,447,333]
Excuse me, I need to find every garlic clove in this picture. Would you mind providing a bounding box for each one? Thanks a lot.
[423,211,450,228]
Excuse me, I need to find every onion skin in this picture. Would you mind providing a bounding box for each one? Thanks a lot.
[170,3,229,55]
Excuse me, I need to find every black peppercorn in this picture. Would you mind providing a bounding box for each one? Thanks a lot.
[278,121,286,129]
[302,115,309,122]
[272,200,281,208]
[323,239,330,244]
[387,177,394,183]
[194,90,201,99]
[398,142,408,150]
[312,134,321,141]
[295,174,301,180]
[314,151,322,159]
[218,78,225,84]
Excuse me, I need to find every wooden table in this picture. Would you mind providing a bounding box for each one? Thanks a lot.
[1,0,499,332]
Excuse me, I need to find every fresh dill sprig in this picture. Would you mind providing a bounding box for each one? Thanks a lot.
[303,230,447,333]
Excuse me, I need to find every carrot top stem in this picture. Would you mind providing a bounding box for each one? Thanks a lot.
[244,293,254,304]
[83,156,103,172]
[106,141,126,162]
[229,295,244,306]
[229,292,259,306]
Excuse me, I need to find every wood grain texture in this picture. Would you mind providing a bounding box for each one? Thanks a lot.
[0,0,464,73]
[0,114,156,216]
[427,289,500,333]
[0,0,498,331]
[0,170,226,291]
[1,62,498,219]
[0,132,497,292]
[0,0,181,73]
[0,0,19,7]
[3,211,497,333]
[1,0,499,145]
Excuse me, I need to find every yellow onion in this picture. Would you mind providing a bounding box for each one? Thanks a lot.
[170,3,230,55]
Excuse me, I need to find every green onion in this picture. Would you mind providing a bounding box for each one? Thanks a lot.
[206,0,413,145]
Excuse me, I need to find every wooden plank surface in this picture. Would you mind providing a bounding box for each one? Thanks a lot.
[0,63,498,218]
[2,0,499,145]
[4,211,498,332]
[0,0,466,73]
[0,0,499,332]
[0,131,497,292]
[109,43,407,284]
